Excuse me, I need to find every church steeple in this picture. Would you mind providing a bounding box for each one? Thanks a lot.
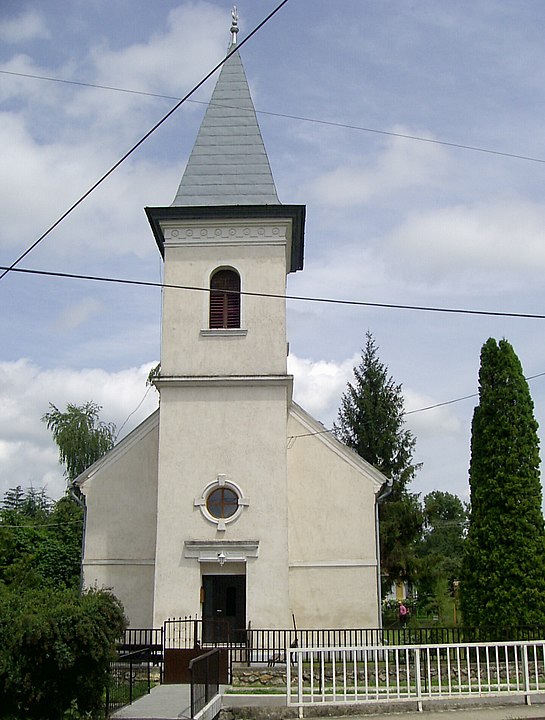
[172,19,279,207]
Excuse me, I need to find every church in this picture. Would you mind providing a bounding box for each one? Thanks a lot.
[77,17,387,634]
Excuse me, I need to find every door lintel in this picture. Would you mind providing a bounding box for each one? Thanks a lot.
[184,540,259,564]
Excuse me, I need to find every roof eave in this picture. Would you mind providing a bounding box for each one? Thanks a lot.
[145,204,305,273]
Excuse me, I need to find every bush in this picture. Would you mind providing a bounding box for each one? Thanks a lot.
[0,585,126,719]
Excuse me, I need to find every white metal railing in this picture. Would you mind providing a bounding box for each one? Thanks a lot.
[286,640,545,714]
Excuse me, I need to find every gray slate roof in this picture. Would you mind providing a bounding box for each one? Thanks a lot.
[172,47,280,207]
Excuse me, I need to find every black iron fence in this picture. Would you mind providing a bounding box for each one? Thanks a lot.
[105,648,154,716]
[117,621,545,674]
[189,649,221,718]
[120,627,164,664]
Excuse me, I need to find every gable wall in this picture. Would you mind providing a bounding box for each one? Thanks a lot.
[287,409,380,628]
[80,420,159,627]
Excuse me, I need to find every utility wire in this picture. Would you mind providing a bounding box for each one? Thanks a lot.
[2,69,545,165]
[0,519,83,528]
[3,264,545,321]
[115,384,154,440]
[404,393,478,415]
[7,263,545,434]
[288,371,545,442]
[404,370,545,415]
[0,0,290,282]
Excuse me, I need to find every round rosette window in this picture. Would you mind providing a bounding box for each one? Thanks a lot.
[195,476,248,530]
[206,486,238,519]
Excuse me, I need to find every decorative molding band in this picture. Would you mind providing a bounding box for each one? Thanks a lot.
[184,540,259,563]
[83,559,155,566]
[155,374,292,389]
[289,559,377,569]
[163,222,289,245]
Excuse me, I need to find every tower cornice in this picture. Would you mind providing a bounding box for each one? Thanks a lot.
[154,374,293,390]
[146,204,305,272]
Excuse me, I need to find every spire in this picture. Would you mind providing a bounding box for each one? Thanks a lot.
[172,15,279,207]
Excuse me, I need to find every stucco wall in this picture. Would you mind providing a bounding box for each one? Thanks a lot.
[80,415,159,627]
[160,220,290,378]
[85,564,155,628]
[286,405,380,628]
[152,382,293,629]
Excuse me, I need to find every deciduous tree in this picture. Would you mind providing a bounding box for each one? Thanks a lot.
[0,487,83,590]
[42,401,116,484]
[416,491,467,621]
[460,338,545,627]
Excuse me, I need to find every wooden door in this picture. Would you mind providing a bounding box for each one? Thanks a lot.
[202,575,245,643]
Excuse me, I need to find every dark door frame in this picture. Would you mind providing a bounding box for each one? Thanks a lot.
[202,574,246,643]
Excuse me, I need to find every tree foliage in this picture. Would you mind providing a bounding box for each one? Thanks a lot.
[460,338,545,627]
[419,491,467,580]
[335,332,418,494]
[0,487,83,590]
[416,491,467,621]
[42,401,116,484]
[0,486,125,718]
[0,585,125,719]
[334,332,422,585]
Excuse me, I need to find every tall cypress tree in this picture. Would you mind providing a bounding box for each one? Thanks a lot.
[335,332,422,586]
[460,338,545,627]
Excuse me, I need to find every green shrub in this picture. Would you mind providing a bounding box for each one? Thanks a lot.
[0,585,126,719]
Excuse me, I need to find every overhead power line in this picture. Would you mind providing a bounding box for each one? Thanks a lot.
[0,519,83,528]
[2,263,545,321]
[287,370,545,442]
[2,69,545,165]
[403,370,545,416]
[0,0,291,283]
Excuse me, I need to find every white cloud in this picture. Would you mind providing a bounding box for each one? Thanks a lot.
[92,3,225,94]
[0,10,49,43]
[384,199,545,288]
[0,359,159,501]
[0,2,228,267]
[404,388,462,435]
[0,111,178,260]
[308,129,449,207]
[288,353,358,426]
[287,353,472,501]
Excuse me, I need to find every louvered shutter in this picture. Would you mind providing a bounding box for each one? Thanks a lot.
[209,269,240,328]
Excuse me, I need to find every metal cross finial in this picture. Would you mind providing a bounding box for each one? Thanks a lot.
[230,6,239,45]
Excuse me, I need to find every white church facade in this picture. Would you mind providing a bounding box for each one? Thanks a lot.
[77,26,387,633]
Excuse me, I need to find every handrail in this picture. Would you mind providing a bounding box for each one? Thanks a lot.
[106,645,153,715]
[189,648,221,718]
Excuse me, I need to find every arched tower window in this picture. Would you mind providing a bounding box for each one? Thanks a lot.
[209,268,241,329]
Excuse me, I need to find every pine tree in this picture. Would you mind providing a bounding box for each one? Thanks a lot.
[335,332,422,586]
[460,338,545,628]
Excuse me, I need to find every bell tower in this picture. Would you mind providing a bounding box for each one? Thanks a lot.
[146,19,305,628]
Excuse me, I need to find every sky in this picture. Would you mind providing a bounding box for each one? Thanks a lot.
[1,0,545,504]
